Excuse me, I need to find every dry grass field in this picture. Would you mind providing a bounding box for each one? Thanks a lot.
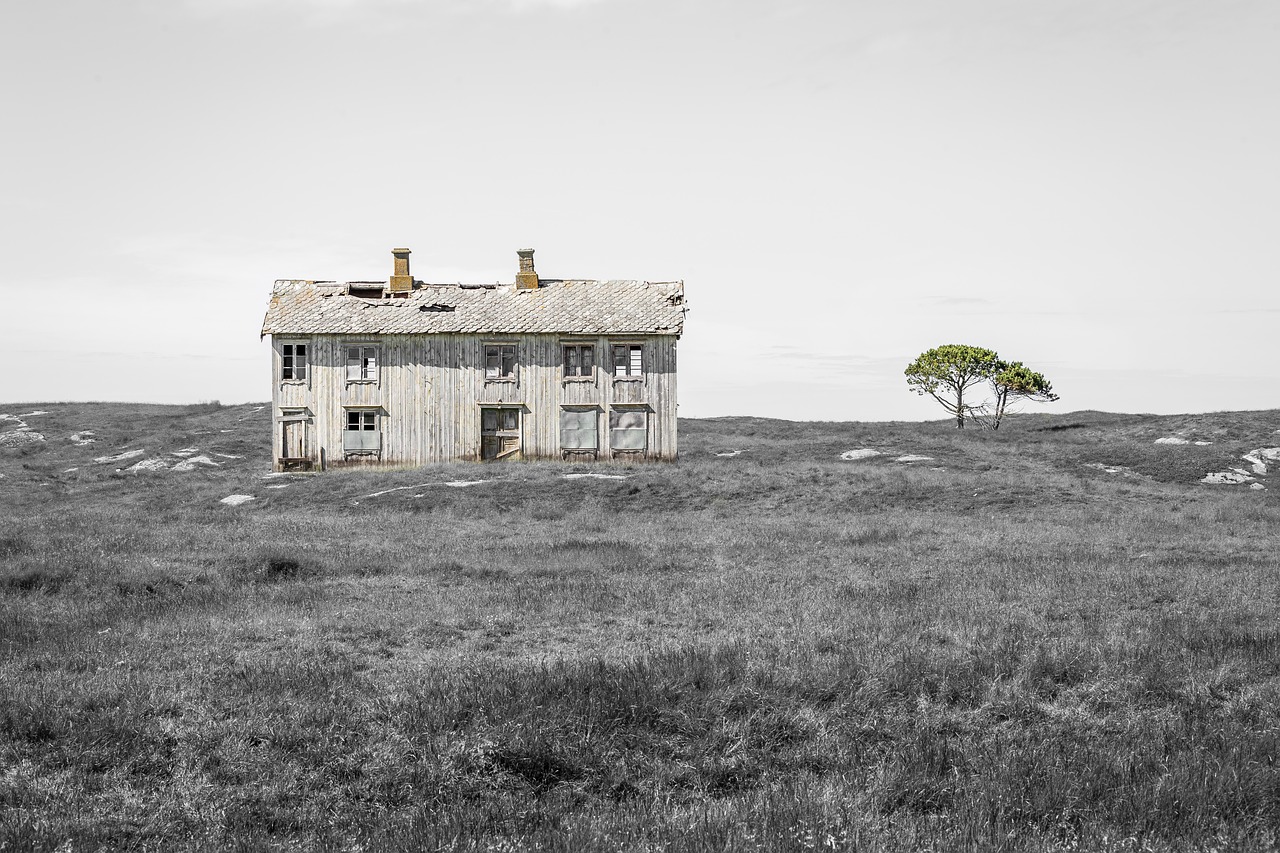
[2,402,1279,851]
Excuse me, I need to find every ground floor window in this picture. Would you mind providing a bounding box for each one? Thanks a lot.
[343,409,380,453]
[560,408,599,457]
[609,409,647,454]
[481,406,521,460]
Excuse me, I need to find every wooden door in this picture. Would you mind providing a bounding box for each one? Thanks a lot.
[282,419,307,460]
[481,408,521,460]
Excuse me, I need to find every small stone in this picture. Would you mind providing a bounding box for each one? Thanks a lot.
[94,449,145,464]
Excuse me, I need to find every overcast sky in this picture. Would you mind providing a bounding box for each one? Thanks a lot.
[2,0,1276,420]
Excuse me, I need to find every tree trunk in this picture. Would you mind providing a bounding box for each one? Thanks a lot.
[956,386,965,428]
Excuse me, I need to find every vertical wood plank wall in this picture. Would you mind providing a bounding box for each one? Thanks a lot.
[271,334,678,468]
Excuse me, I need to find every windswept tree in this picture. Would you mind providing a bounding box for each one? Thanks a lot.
[904,345,1002,429]
[981,361,1059,430]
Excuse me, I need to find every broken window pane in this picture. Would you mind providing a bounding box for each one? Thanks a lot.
[612,344,642,376]
[485,344,516,379]
[345,346,376,381]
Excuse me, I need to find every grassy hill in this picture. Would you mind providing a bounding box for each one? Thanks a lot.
[2,403,1279,851]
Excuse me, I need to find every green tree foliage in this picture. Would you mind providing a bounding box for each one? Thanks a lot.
[905,345,1058,429]
[904,345,1001,429]
[983,361,1058,431]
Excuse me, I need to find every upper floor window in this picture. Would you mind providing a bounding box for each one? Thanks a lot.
[346,345,378,382]
[612,344,643,378]
[485,344,517,381]
[281,343,307,381]
[563,344,595,380]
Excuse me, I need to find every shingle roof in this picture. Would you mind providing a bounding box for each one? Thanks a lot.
[261,279,686,337]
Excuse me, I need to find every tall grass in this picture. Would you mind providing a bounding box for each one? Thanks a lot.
[1,403,1279,850]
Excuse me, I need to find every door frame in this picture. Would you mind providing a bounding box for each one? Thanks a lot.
[277,408,313,471]
[480,404,523,460]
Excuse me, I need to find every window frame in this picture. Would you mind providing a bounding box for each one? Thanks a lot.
[344,343,380,384]
[484,342,519,383]
[611,343,644,380]
[562,343,596,382]
[342,407,381,454]
[560,406,600,457]
[609,406,649,455]
[280,341,309,383]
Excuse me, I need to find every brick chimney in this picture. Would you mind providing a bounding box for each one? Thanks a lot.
[515,248,539,290]
[389,248,413,293]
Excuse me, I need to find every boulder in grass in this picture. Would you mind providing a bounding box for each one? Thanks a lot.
[1202,471,1255,485]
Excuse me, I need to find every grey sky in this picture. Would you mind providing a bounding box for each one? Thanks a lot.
[2,0,1276,419]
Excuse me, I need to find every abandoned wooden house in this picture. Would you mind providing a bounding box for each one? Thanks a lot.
[260,248,685,470]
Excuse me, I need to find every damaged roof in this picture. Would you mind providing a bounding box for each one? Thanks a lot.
[261,278,686,337]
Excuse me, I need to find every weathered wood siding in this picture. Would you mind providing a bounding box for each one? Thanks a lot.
[269,333,678,469]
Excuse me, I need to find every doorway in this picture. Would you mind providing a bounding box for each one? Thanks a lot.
[280,415,312,470]
[481,407,521,460]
